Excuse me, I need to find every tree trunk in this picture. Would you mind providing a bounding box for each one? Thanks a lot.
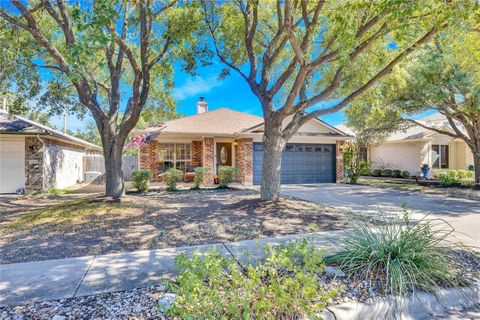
[474,151,480,185]
[103,139,125,200]
[260,121,286,201]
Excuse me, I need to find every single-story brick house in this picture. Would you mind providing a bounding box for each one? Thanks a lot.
[337,113,474,175]
[137,98,350,185]
[0,111,102,194]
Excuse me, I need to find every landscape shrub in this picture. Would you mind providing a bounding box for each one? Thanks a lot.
[465,171,474,179]
[192,167,208,189]
[166,239,340,319]
[401,170,410,178]
[325,206,469,296]
[372,169,382,177]
[447,170,458,179]
[218,166,238,188]
[456,170,467,179]
[343,144,370,183]
[439,173,459,186]
[165,168,183,191]
[382,169,393,177]
[131,170,153,192]
[460,179,475,187]
[392,169,402,178]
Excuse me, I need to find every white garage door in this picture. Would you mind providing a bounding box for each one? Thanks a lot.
[0,136,25,193]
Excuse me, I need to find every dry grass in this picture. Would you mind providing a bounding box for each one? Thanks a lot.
[0,189,351,264]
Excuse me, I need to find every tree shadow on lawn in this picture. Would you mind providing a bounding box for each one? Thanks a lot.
[0,190,350,264]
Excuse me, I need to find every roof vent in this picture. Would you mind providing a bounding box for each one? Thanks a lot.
[197,97,208,114]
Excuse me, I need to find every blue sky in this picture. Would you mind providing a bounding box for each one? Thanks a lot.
[51,61,346,132]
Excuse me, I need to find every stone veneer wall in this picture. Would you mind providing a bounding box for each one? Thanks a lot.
[25,136,44,192]
[234,138,253,184]
[202,137,214,183]
[336,140,345,182]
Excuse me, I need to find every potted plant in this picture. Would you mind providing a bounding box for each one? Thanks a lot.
[213,175,220,184]
[421,163,431,180]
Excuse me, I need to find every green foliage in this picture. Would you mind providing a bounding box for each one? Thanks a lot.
[447,170,458,179]
[166,239,340,319]
[456,170,467,179]
[343,143,370,184]
[372,169,382,177]
[326,206,468,296]
[165,168,183,191]
[460,179,475,187]
[392,169,402,178]
[131,170,153,192]
[193,167,208,189]
[382,169,393,177]
[218,166,238,188]
[466,171,475,179]
[401,171,410,178]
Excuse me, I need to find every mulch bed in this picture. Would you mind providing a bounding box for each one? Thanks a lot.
[0,189,350,264]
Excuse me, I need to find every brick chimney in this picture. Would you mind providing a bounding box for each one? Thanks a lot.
[197,97,208,114]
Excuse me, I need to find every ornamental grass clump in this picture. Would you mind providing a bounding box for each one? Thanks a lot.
[326,206,470,296]
[165,239,341,319]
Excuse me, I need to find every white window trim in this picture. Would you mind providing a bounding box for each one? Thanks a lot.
[157,142,192,170]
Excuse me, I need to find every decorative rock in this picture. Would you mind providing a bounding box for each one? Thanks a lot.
[157,293,177,311]
[324,266,346,278]
[51,315,66,320]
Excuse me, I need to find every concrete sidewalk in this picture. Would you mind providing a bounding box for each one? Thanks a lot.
[0,230,346,307]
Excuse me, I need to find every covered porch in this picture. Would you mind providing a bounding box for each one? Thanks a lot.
[139,135,253,184]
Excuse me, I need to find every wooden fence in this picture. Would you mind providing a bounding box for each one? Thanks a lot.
[83,155,138,181]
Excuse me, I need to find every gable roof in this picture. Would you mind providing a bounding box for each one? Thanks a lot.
[0,112,102,150]
[138,107,349,137]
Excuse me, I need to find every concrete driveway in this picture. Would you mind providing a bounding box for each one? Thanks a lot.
[281,184,480,248]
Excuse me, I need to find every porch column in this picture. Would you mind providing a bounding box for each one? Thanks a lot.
[335,140,345,183]
[140,142,158,181]
[234,138,253,184]
[202,137,214,183]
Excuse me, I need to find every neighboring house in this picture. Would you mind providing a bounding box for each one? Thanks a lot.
[340,113,474,175]
[136,98,351,185]
[0,110,102,194]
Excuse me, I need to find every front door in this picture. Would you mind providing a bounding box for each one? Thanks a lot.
[216,142,232,171]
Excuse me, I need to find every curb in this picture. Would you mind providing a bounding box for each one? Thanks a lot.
[318,284,480,320]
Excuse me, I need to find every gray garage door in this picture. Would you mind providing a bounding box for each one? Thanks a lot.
[253,143,335,185]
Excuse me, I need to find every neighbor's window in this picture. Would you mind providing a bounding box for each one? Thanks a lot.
[158,143,192,171]
[432,144,449,169]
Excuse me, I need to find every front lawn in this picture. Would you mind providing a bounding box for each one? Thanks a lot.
[358,177,480,201]
[0,189,350,264]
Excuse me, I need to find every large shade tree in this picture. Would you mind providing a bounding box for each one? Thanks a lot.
[0,0,206,199]
[346,30,480,183]
[201,0,476,200]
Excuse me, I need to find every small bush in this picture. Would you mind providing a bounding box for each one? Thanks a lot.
[468,164,474,171]
[401,170,410,178]
[131,170,153,192]
[465,171,474,179]
[325,206,469,296]
[165,168,183,191]
[382,169,393,177]
[447,170,458,179]
[193,167,208,189]
[392,169,402,178]
[218,166,238,188]
[343,144,370,183]
[456,170,467,179]
[372,169,382,177]
[460,179,475,187]
[166,239,340,319]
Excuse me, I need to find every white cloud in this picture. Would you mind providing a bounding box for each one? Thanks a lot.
[173,76,221,101]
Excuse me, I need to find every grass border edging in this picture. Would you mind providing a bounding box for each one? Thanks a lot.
[318,282,480,320]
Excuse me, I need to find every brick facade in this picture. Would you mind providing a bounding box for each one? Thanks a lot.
[234,138,253,184]
[202,137,214,183]
[336,140,345,183]
[139,142,158,180]
[192,140,203,166]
